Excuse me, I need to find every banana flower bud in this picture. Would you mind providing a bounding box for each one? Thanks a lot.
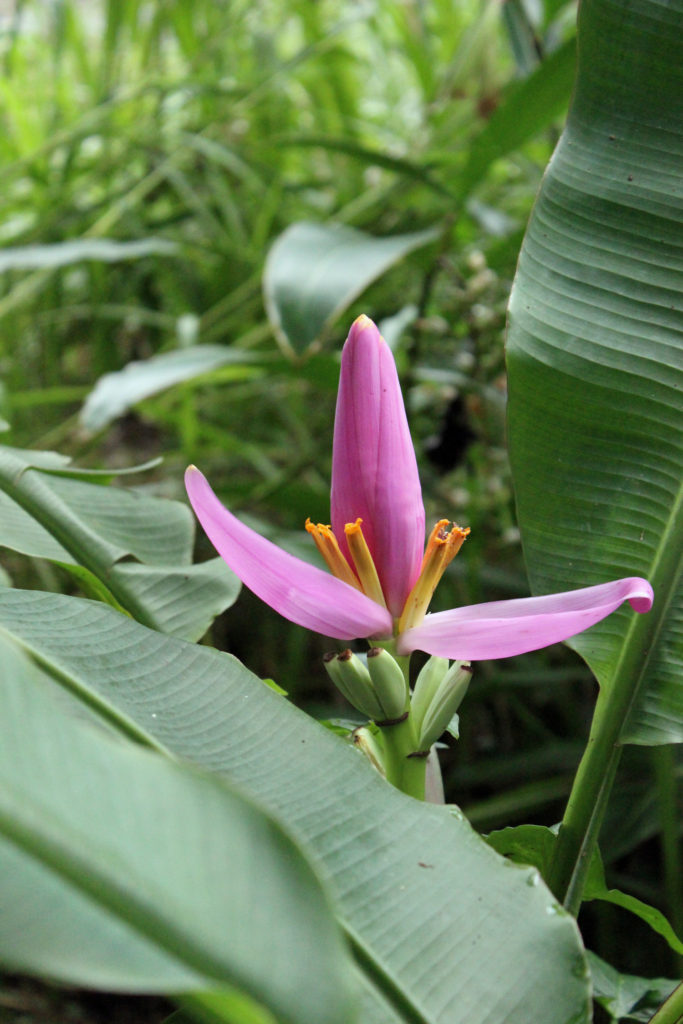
[366,647,409,721]
[412,658,472,751]
[323,649,385,721]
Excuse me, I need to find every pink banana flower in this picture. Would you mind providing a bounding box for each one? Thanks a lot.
[185,315,652,659]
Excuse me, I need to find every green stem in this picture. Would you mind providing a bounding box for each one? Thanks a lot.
[548,602,659,914]
[547,685,623,914]
[647,981,683,1024]
[653,745,683,975]
[377,714,426,801]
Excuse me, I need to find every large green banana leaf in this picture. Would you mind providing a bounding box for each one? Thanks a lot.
[0,589,591,1024]
[506,0,683,744]
[0,630,353,1024]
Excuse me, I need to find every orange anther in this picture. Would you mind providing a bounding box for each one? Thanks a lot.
[305,519,361,590]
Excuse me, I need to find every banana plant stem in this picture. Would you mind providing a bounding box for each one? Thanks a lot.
[547,705,622,915]
[653,745,683,975]
[647,981,683,1024]
[548,605,657,915]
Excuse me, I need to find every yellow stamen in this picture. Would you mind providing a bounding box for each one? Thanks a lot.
[344,519,387,608]
[305,519,361,591]
[398,520,470,633]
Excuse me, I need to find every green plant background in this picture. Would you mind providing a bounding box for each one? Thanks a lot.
[0,0,681,1021]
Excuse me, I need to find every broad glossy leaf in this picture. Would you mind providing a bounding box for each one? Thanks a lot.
[263,221,437,354]
[0,589,592,1024]
[80,346,265,433]
[506,0,683,743]
[0,445,239,638]
[0,633,354,1024]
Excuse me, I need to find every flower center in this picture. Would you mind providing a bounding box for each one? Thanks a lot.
[397,520,470,633]
[306,516,469,632]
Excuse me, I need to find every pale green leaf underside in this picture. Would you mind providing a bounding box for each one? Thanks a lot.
[110,557,241,641]
[0,633,353,1024]
[506,0,683,744]
[80,345,265,433]
[0,589,591,1024]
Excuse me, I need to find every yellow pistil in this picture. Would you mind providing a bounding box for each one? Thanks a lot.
[305,519,361,591]
[398,520,470,633]
[344,519,388,608]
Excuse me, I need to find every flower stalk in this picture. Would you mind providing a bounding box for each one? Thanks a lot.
[375,712,426,801]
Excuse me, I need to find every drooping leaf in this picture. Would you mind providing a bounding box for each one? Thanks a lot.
[486,824,683,956]
[0,633,354,1024]
[273,136,451,197]
[0,445,239,638]
[485,824,556,878]
[263,221,438,354]
[80,346,266,433]
[585,869,683,959]
[0,237,176,272]
[43,457,165,479]
[506,0,683,744]
[0,588,592,1024]
[586,952,678,1023]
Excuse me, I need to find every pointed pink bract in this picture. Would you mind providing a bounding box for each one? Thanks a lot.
[185,315,654,663]
[185,467,393,641]
[397,577,654,660]
[331,316,425,617]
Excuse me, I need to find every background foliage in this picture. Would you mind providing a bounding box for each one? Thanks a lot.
[0,0,680,1021]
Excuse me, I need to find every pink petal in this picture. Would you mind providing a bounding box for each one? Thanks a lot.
[185,467,393,640]
[397,578,654,660]
[331,315,425,617]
